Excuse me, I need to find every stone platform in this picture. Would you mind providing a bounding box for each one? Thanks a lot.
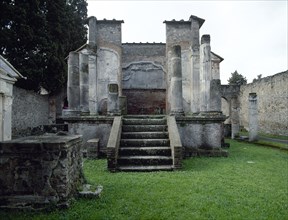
[0,134,83,210]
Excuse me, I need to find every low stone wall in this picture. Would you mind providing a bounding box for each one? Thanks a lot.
[62,116,114,155]
[0,134,83,210]
[239,71,288,136]
[12,86,50,138]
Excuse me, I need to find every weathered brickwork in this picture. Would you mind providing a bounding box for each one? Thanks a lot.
[123,89,166,114]
[239,71,288,136]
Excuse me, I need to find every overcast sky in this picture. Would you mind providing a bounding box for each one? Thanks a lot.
[87,0,287,84]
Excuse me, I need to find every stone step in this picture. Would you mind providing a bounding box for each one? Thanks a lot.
[120,139,170,147]
[124,115,165,119]
[119,147,171,156]
[121,132,169,139]
[118,165,173,172]
[122,125,168,132]
[123,118,166,125]
[118,156,173,166]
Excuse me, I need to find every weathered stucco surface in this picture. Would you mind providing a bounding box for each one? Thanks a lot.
[239,71,288,136]
[177,116,224,150]
[12,86,50,138]
[65,117,113,153]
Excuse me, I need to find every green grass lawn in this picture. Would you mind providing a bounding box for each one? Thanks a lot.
[1,140,288,220]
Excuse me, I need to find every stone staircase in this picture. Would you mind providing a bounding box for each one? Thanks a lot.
[117,115,174,171]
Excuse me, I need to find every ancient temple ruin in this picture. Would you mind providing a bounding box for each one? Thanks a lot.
[62,15,228,171]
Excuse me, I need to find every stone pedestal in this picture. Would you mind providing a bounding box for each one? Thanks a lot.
[200,35,212,112]
[107,84,120,115]
[249,93,258,141]
[0,134,83,210]
[176,112,228,156]
[86,138,100,159]
[170,45,184,116]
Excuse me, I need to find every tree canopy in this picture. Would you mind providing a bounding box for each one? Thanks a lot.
[0,0,87,94]
[228,70,247,85]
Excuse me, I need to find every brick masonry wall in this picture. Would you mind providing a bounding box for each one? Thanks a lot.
[123,89,166,115]
[239,71,288,136]
[12,86,50,137]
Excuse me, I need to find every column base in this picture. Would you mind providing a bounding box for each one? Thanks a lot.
[62,109,81,117]
[170,110,184,116]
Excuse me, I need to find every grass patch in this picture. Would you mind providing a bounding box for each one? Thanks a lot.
[1,140,288,219]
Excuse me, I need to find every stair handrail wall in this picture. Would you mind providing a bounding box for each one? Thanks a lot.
[167,116,183,169]
[107,116,122,172]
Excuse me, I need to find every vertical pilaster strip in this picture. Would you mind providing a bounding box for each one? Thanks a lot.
[67,51,80,115]
[79,53,89,113]
[88,54,98,115]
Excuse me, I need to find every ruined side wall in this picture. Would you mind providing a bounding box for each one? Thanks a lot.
[239,71,288,136]
[12,86,50,137]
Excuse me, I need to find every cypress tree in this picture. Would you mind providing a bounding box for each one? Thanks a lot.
[0,0,87,94]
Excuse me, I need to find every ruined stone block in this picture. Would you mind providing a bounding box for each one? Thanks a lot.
[0,134,83,210]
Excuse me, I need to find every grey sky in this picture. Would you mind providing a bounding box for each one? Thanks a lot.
[87,0,287,84]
